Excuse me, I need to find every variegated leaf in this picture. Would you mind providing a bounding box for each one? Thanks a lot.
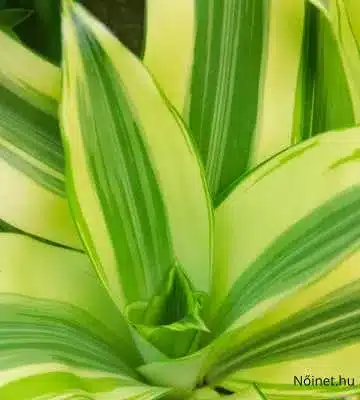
[60,2,213,310]
[144,0,357,202]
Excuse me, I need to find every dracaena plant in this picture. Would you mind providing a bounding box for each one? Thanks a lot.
[2,0,360,398]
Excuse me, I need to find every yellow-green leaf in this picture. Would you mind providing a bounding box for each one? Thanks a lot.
[209,127,360,330]
[0,232,172,399]
[0,30,80,249]
[60,2,213,309]
[145,0,355,204]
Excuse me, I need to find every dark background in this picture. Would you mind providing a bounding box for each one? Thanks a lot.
[84,0,144,55]
[1,0,145,62]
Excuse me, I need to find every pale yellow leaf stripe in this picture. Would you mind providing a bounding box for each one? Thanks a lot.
[0,159,80,249]
[145,0,307,200]
[212,127,360,316]
[61,2,213,309]
[0,30,80,248]
[250,0,305,166]
[208,248,360,397]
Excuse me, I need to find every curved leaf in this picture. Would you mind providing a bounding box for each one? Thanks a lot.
[210,127,360,329]
[0,29,63,191]
[61,2,212,309]
[0,233,170,399]
[146,0,305,198]
[0,367,171,399]
[145,0,358,202]
[0,233,140,370]
[207,248,360,396]
[310,0,360,124]
[126,265,208,359]
[292,1,355,142]
[0,159,80,249]
[138,348,211,391]
[0,30,80,249]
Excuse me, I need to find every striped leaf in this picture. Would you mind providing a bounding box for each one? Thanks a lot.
[292,0,355,142]
[0,30,81,249]
[209,126,360,331]
[60,2,212,309]
[0,233,178,399]
[0,158,81,249]
[193,127,360,398]
[0,29,63,193]
[313,0,360,123]
[144,0,357,203]
[0,370,171,400]
[126,265,209,358]
[0,217,78,251]
[0,234,140,370]
[220,385,341,400]
[209,250,360,398]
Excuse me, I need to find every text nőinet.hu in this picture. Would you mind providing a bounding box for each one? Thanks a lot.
[294,375,356,387]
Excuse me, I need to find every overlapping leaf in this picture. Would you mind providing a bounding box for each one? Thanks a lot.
[144,0,358,202]
[313,0,360,123]
[0,233,175,399]
[0,29,62,192]
[209,127,360,330]
[2,1,360,399]
[292,0,355,141]
[0,30,80,249]
[195,127,360,399]
[61,2,213,310]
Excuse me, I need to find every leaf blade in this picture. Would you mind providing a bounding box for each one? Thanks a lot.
[145,0,360,203]
[208,248,360,390]
[210,127,360,328]
[0,236,174,397]
[61,3,213,309]
[0,30,81,249]
[0,233,140,370]
[145,0,307,200]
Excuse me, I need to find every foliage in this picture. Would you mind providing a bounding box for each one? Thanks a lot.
[1,0,360,398]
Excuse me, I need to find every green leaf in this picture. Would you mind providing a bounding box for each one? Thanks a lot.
[0,233,177,398]
[328,0,360,117]
[223,385,267,400]
[0,217,78,251]
[0,158,81,249]
[143,0,297,200]
[138,348,211,391]
[144,1,359,203]
[0,8,32,29]
[310,0,360,124]
[213,247,360,384]
[190,387,222,399]
[0,29,64,194]
[0,233,141,370]
[0,30,80,249]
[0,370,172,400]
[209,126,360,331]
[215,260,360,396]
[126,265,208,358]
[60,2,213,309]
[292,1,355,142]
